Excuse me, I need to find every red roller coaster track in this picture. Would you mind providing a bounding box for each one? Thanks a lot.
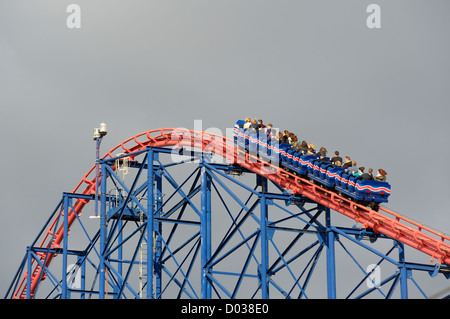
[13,128,450,299]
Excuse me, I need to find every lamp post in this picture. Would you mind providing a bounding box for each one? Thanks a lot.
[92,123,107,218]
[93,123,109,298]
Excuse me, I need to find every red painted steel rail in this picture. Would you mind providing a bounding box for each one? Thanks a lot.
[13,129,450,298]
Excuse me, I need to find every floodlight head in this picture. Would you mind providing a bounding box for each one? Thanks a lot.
[99,122,107,136]
[93,128,100,140]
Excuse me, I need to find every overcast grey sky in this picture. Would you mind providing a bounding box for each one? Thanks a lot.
[1,0,450,298]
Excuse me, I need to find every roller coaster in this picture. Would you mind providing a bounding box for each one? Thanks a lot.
[5,125,450,299]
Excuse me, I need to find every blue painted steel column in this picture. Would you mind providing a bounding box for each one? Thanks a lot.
[94,138,100,217]
[80,256,86,299]
[206,167,212,299]
[398,242,408,299]
[260,194,269,299]
[201,165,212,299]
[26,247,32,299]
[326,207,336,299]
[99,162,107,299]
[116,218,123,298]
[260,177,269,299]
[155,160,163,298]
[62,193,70,299]
[147,148,154,299]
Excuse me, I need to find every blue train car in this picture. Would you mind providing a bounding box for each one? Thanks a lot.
[233,120,391,209]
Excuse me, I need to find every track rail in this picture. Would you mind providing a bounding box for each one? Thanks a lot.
[13,128,450,298]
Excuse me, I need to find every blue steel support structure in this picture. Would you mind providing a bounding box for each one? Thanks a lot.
[398,242,408,299]
[99,162,107,299]
[61,194,69,299]
[260,177,269,299]
[147,148,155,299]
[6,145,450,299]
[326,208,336,299]
[201,163,212,299]
[155,166,163,298]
